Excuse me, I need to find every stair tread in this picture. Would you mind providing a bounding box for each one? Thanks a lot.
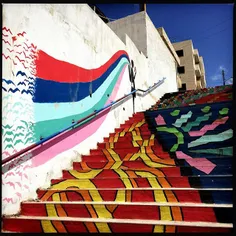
[22,201,233,207]
[3,216,233,228]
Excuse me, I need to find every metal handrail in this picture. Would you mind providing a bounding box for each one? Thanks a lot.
[2,77,166,165]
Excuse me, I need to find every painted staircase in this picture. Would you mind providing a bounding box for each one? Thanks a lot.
[2,85,233,233]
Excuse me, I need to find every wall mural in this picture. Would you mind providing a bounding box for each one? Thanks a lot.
[2,26,130,161]
[2,26,129,208]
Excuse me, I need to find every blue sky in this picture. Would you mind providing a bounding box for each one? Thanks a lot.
[96,4,233,87]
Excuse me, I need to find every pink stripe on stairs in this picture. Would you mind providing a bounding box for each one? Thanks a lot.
[188,116,228,137]
[176,151,216,174]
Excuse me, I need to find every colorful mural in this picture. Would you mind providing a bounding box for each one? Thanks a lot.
[2,26,130,211]
[2,26,130,161]
[145,101,232,168]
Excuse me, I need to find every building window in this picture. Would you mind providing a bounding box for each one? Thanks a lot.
[179,83,186,91]
[178,66,185,74]
[176,50,184,57]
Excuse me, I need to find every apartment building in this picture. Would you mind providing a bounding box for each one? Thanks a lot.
[173,40,206,91]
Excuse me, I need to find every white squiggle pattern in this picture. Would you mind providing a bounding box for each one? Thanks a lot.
[2,27,36,212]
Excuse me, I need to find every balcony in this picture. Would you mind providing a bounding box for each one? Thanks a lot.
[194,49,200,64]
[195,64,201,77]
[176,73,182,88]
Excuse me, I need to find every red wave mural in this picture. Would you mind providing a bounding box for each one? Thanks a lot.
[34,50,129,83]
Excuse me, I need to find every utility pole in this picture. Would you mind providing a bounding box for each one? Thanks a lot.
[222,70,225,86]
[139,4,146,12]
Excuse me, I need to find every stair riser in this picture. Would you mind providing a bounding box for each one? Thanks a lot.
[20,203,233,224]
[2,218,232,233]
[124,119,146,125]
[97,140,157,149]
[82,152,171,162]
[89,146,168,156]
[37,189,233,204]
[51,176,232,189]
[114,125,150,133]
[73,160,231,171]
[108,130,152,137]
[78,156,231,165]
[70,166,232,177]
[82,153,231,162]
[103,134,154,143]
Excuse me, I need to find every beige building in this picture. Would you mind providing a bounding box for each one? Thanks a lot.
[172,40,206,91]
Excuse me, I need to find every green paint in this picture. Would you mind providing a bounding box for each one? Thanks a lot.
[188,129,233,148]
[5,144,14,149]
[201,106,211,113]
[190,147,233,156]
[13,133,24,140]
[219,108,229,115]
[20,120,29,129]
[25,137,35,144]
[3,131,14,137]
[12,102,24,109]
[33,63,128,142]
[170,110,180,116]
[16,125,25,130]
[2,124,13,129]
[157,127,184,152]
[4,137,13,143]
[182,112,212,132]
[14,139,24,146]
[25,132,34,139]
[173,111,192,128]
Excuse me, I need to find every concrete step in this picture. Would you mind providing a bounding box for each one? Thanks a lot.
[2,216,232,233]
[89,146,167,157]
[73,158,231,171]
[103,134,154,143]
[50,176,232,189]
[36,188,233,204]
[70,166,232,177]
[19,202,232,223]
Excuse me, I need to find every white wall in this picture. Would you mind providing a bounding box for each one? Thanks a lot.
[2,4,178,215]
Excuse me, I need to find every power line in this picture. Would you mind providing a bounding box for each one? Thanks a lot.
[198,17,232,35]
[96,12,119,21]
[195,26,232,43]
[168,16,233,43]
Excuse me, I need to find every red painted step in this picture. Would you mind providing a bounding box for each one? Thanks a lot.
[107,130,152,138]
[81,152,172,163]
[124,118,146,124]
[81,153,172,163]
[36,189,207,203]
[55,176,193,188]
[103,134,154,143]
[114,124,150,133]
[20,202,231,224]
[89,147,170,158]
[97,139,157,149]
[2,218,232,233]
[119,121,146,128]
[67,167,182,177]
[72,159,176,170]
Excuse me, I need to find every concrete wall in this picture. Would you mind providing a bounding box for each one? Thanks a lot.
[107,12,148,57]
[145,14,178,94]
[2,4,178,215]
